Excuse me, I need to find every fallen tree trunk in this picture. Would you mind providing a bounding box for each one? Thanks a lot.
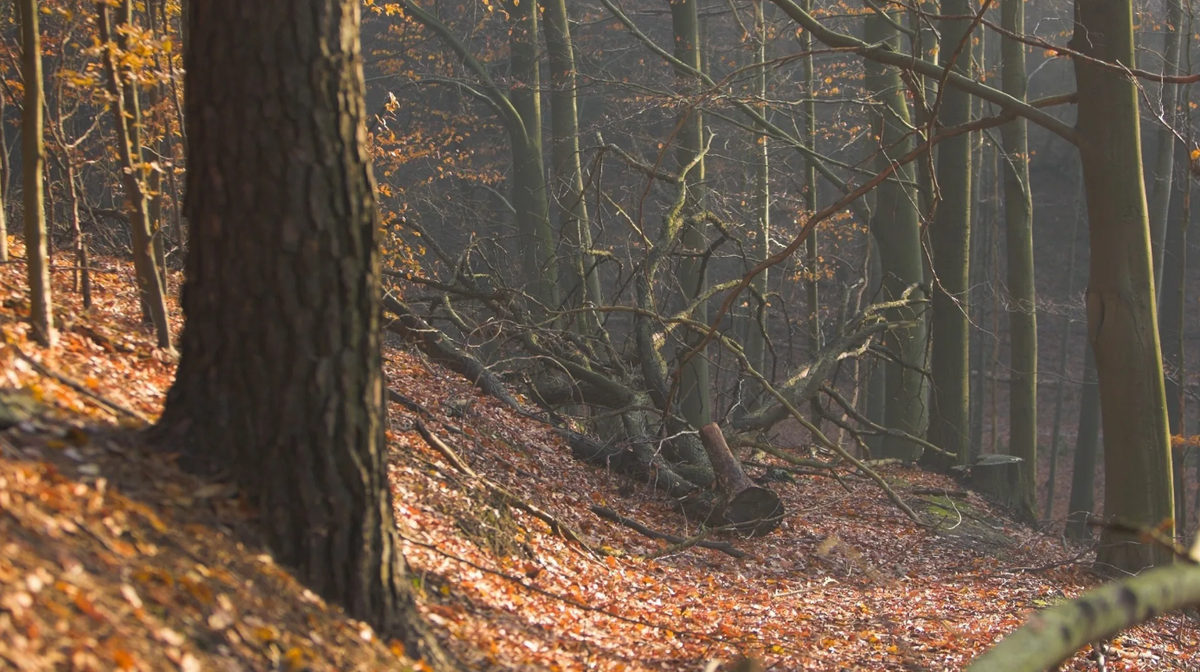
[699,423,783,537]
[969,561,1200,671]
[590,505,746,558]
[565,429,699,497]
[383,295,522,409]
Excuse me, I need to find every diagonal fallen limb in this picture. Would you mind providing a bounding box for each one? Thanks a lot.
[411,419,601,558]
[820,384,953,459]
[590,505,746,559]
[8,342,151,425]
[413,420,477,477]
[388,388,436,418]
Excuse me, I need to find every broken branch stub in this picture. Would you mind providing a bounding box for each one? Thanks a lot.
[699,423,783,537]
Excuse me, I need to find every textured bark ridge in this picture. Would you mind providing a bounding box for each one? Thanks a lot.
[156,1,450,667]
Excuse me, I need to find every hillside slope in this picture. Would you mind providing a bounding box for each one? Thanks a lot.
[0,253,1196,671]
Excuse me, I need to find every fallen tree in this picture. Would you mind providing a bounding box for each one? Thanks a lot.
[969,552,1200,671]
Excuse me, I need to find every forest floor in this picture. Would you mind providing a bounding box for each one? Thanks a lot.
[0,250,1197,671]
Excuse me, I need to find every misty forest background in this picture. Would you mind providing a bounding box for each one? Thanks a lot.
[4,0,1200,559]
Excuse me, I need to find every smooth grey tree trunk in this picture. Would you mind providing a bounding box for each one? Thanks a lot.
[999,0,1038,522]
[863,4,928,460]
[19,0,52,347]
[925,0,972,473]
[1071,0,1175,572]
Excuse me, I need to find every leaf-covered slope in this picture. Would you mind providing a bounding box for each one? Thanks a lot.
[0,250,1195,671]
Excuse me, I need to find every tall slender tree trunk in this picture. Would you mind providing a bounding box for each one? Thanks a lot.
[671,0,711,430]
[863,4,928,459]
[0,90,8,264]
[863,235,885,457]
[969,103,992,460]
[999,0,1037,521]
[541,0,600,326]
[1044,171,1084,521]
[98,1,172,349]
[505,0,559,310]
[156,1,450,665]
[147,0,169,286]
[1161,151,1190,533]
[1148,0,1182,290]
[802,0,821,428]
[1070,0,1175,572]
[739,0,770,416]
[925,0,972,472]
[1066,347,1101,540]
[19,0,52,347]
[1162,151,1189,438]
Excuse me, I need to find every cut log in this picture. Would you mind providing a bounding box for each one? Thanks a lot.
[954,454,1024,509]
[698,423,783,537]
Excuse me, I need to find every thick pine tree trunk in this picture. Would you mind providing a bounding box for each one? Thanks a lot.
[999,0,1037,522]
[19,0,52,347]
[925,0,972,472]
[1070,0,1175,572]
[157,2,450,665]
[863,6,928,460]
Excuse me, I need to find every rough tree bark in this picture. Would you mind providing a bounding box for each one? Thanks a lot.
[156,1,451,665]
[1070,0,1175,571]
[19,0,52,347]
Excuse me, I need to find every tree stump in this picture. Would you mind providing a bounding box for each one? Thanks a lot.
[699,424,783,537]
[957,454,1024,507]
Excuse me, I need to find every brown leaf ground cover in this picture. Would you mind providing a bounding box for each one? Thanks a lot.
[0,251,1196,671]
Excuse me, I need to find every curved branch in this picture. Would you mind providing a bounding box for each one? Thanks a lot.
[394,1,528,143]
[766,0,1080,145]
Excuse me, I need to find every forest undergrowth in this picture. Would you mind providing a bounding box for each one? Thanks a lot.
[0,248,1197,671]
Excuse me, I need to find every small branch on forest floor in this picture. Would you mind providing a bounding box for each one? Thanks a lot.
[413,420,477,477]
[411,419,602,558]
[8,342,151,425]
[744,459,854,481]
[387,388,436,418]
[590,505,747,559]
